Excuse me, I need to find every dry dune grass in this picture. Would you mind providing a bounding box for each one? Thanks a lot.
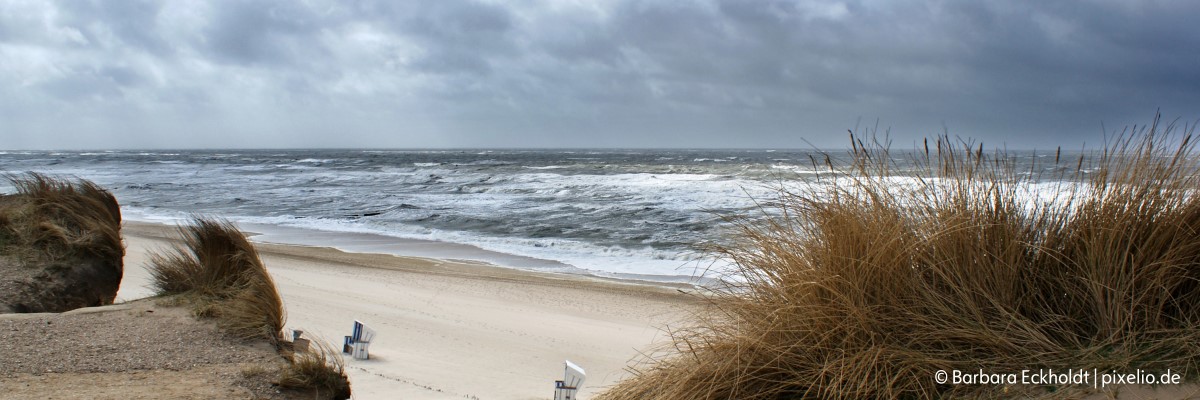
[601,117,1200,399]
[0,172,123,267]
[0,173,124,312]
[149,217,350,398]
[149,218,285,342]
[279,339,352,399]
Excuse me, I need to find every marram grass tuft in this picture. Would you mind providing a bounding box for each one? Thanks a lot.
[601,116,1200,399]
[149,217,285,343]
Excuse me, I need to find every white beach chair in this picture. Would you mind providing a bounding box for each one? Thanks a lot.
[343,320,376,360]
[553,360,586,400]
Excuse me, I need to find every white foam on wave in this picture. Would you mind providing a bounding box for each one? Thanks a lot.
[121,207,192,225]
[769,164,816,174]
[122,206,714,281]
[460,171,769,214]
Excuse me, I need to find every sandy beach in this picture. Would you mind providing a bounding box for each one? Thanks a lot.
[116,222,699,400]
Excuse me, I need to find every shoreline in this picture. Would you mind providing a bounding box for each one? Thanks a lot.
[121,212,713,287]
[118,221,700,399]
[121,220,703,294]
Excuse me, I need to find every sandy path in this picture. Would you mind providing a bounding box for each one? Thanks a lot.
[119,222,697,400]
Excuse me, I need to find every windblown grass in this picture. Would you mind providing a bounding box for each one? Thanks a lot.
[149,217,285,342]
[279,338,352,399]
[150,218,351,398]
[0,172,123,265]
[601,116,1200,399]
[0,173,124,312]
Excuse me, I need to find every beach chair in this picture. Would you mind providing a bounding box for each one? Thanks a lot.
[342,320,376,360]
[553,360,586,400]
[289,329,310,352]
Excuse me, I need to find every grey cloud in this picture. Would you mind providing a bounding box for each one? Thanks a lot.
[202,0,331,67]
[1,0,1198,150]
[534,15,621,65]
[37,69,122,101]
[56,0,174,57]
[353,0,516,75]
[99,65,145,87]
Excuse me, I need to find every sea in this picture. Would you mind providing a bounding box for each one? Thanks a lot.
[0,148,1078,284]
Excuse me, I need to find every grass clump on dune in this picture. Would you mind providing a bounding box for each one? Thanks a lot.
[0,173,124,312]
[279,339,352,399]
[149,217,285,342]
[602,117,1200,399]
[150,217,351,399]
[0,172,123,267]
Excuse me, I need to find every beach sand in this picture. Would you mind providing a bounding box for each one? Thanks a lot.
[117,222,698,400]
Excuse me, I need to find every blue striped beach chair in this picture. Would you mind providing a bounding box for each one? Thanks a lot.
[342,320,376,360]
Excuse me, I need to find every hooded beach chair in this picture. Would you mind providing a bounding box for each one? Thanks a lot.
[553,360,586,400]
[342,320,376,360]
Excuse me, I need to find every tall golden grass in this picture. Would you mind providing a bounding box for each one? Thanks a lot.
[150,218,352,398]
[149,217,285,342]
[0,173,124,312]
[601,117,1200,399]
[0,172,123,265]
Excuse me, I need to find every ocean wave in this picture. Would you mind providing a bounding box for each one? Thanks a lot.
[2,148,1077,283]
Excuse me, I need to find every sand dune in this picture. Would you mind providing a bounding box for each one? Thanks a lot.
[118,222,697,399]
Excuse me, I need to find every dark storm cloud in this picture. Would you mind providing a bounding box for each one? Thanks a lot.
[397,1,516,74]
[1,0,1197,150]
[201,1,330,67]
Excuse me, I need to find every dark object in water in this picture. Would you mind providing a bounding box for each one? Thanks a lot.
[341,205,407,219]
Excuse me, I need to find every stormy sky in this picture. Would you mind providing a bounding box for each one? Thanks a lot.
[0,0,1197,150]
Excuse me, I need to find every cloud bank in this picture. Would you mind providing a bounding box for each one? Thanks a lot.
[1,0,1197,149]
